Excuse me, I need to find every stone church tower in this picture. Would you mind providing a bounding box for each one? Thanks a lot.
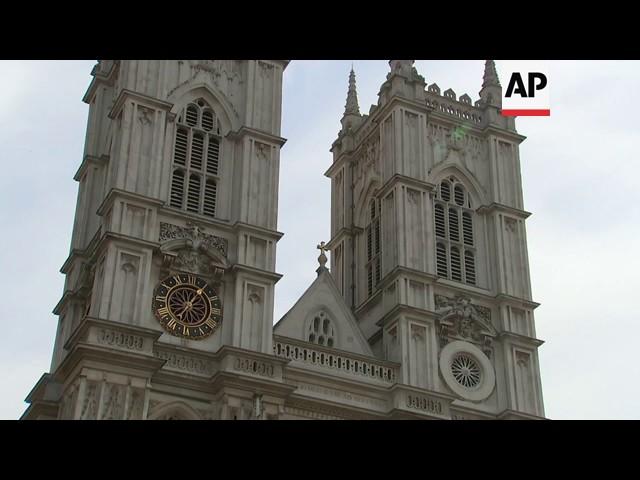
[23,60,545,420]
[322,60,544,418]
[23,60,290,420]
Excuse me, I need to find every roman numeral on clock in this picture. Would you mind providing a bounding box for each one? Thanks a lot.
[157,306,170,318]
[166,318,177,330]
[205,318,217,328]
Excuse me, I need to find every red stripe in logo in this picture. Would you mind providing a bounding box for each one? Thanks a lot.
[501,109,550,117]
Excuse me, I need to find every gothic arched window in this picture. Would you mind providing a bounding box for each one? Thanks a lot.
[307,312,336,348]
[435,177,476,285]
[169,99,221,218]
[366,198,381,297]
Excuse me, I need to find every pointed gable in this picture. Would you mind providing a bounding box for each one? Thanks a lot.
[274,269,374,357]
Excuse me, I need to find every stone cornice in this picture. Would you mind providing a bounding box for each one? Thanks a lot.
[495,293,540,310]
[482,125,527,144]
[55,343,166,386]
[496,331,545,347]
[324,151,352,178]
[450,404,498,420]
[108,89,174,120]
[210,371,296,398]
[60,248,84,275]
[64,316,163,352]
[377,265,439,291]
[375,303,439,328]
[82,61,118,104]
[96,187,165,217]
[52,290,81,316]
[497,409,547,420]
[161,206,235,233]
[229,264,283,283]
[60,228,102,275]
[232,221,284,241]
[284,397,383,420]
[373,94,431,123]
[378,174,437,200]
[73,154,109,182]
[102,232,160,251]
[476,202,532,219]
[435,278,494,299]
[23,373,53,404]
[226,126,287,147]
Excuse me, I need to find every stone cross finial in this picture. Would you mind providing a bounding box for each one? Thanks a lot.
[317,241,329,273]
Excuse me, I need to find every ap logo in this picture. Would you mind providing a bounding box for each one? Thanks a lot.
[501,61,550,116]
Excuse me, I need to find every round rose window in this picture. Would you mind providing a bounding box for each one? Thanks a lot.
[451,353,481,388]
[439,341,495,402]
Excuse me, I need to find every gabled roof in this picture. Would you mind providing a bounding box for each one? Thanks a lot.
[274,268,374,357]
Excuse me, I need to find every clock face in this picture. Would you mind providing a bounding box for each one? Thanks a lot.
[152,273,222,340]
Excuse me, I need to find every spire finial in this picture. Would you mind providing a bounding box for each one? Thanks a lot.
[344,66,360,116]
[482,60,501,88]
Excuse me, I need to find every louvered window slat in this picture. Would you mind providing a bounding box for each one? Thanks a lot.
[435,179,476,284]
[170,170,184,208]
[171,100,222,217]
[465,250,476,285]
[365,198,382,298]
[454,185,465,206]
[187,174,201,213]
[202,110,215,132]
[440,181,451,202]
[451,247,462,281]
[185,104,198,126]
[436,243,448,277]
[463,212,473,246]
[174,129,188,166]
[435,204,445,238]
[449,208,460,242]
[203,180,217,217]
[191,134,204,170]
[206,137,219,175]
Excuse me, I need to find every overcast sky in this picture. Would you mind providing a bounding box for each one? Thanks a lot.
[1,60,638,420]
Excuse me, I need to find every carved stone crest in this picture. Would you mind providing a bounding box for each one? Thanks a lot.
[435,294,496,357]
[157,222,228,280]
[159,222,228,257]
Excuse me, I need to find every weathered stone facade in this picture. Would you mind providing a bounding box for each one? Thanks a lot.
[23,60,544,420]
